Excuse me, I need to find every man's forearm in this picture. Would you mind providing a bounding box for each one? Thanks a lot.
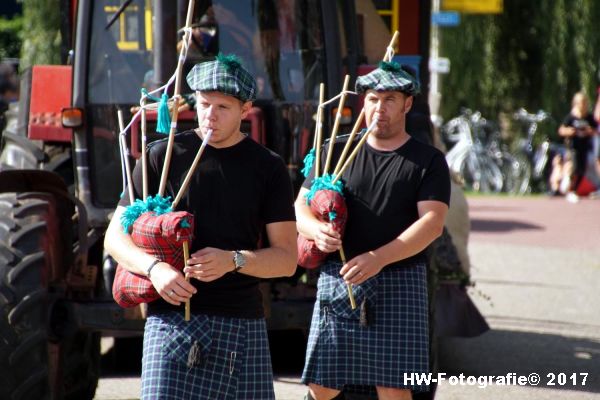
[236,245,297,279]
[294,188,321,239]
[295,204,321,239]
[242,220,297,278]
[373,210,445,267]
[104,206,157,276]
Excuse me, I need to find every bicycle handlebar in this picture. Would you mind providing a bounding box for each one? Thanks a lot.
[513,108,550,123]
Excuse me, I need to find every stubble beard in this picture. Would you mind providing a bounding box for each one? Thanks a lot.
[371,124,396,140]
[372,129,390,139]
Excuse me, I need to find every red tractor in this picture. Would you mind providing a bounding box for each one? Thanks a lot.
[0,1,485,398]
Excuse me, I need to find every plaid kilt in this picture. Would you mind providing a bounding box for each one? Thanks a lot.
[302,261,429,393]
[112,211,194,308]
[142,312,274,400]
[297,190,347,269]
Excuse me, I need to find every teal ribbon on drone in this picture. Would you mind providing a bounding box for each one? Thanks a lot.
[301,148,316,178]
[141,88,171,134]
[120,194,173,233]
[304,173,344,204]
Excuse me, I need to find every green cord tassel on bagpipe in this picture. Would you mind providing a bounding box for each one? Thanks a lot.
[301,148,315,177]
[156,93,171,134]
[121,195,174,233]
[304,173,344,204]
[141,89,171,134]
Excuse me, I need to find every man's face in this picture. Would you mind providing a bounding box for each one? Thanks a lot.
[363,89,413,139]
[195,91,251,148]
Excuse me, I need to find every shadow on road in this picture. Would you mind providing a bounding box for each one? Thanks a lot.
[470,218,543,233]
[439,329,600,393]
[100,337,143,377]
[468,205,522,212]
[268,329,307,374]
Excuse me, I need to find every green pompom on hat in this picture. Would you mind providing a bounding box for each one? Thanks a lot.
[186,53,257,102]
[355,61,420,96]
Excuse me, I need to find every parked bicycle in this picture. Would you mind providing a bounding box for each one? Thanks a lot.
[509,108,563,194]
[443,108,504,193]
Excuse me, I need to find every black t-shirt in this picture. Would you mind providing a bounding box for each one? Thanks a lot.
[303,133,450,265]
[562,113,597,153]
[118,130,295,318]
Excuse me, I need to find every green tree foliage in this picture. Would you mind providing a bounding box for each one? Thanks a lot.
[19,0,62,69]
[440,0,600,139]
[0,16,23,60]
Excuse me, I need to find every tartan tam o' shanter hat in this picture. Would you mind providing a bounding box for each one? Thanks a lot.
[186,53,257,102]
[355,61,420,96]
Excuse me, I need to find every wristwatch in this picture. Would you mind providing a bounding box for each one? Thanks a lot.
[146,259,161,278]
[232,250,246,272]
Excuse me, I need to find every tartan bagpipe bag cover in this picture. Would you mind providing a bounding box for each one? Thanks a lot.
[297,189,347,269]
[112,211,194,308]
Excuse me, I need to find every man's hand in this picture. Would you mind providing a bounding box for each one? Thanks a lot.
[339,251,384,285]
[313,223,342,253]
[184,247,234,282]
[150,262,197,306]
[296,187,342,254]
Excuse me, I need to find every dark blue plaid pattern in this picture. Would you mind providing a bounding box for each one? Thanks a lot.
[141,313,274,399]
[302,261,429,393]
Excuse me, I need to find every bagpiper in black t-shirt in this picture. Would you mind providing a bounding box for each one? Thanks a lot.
[118,130,295,318]
[302,132,451,266]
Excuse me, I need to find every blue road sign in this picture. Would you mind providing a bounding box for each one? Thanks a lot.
[432,11,461,26]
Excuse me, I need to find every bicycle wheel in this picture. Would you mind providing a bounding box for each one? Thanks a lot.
[498,152,531,195]
[479,155,504,193]
[458,150,502,193]
[459,151,482,192]
[514,153,532,194]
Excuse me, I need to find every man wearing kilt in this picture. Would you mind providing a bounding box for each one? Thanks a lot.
[296,63,450,400]
[105,55,297,399]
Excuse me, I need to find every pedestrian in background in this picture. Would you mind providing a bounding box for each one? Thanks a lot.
[591,86,600,196]
[558,91,598,202]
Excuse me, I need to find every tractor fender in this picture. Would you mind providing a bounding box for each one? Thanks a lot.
[0,169,69,195]
[0,170,89,275]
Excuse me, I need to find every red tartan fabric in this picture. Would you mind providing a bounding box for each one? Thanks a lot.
[112,211,194,308]
[297,190,347,269]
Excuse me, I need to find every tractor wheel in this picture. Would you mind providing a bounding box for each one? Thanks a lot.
[0,192,100,400]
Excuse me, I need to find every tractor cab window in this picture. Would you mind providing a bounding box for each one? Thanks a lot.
[88,0,153,104]
[88,0,325,104]
[185,0,324,102]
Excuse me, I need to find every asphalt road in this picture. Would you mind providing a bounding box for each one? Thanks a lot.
[94,195,600,400]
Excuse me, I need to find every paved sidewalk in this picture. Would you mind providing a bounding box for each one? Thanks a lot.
[436,196,600,400]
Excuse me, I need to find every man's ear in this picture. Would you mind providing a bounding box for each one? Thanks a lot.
[404,96,414,113]
[240,101,252,119]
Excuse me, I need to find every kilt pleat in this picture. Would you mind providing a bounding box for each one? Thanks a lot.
[302,261,429,393]
[141,313,274,399]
